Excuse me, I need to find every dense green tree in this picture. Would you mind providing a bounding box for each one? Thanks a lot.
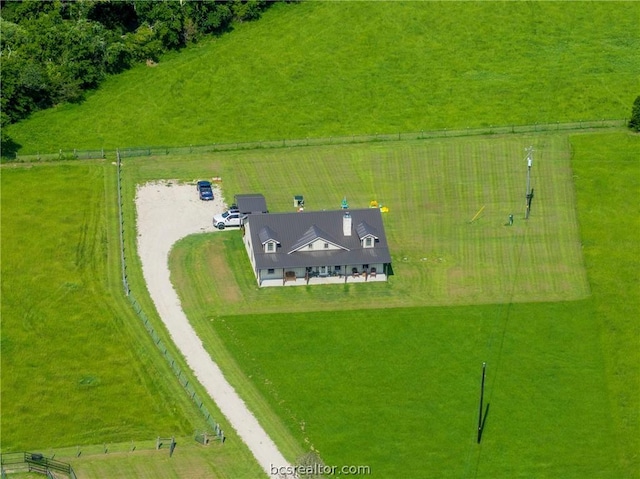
[0,19,51,121]
[134,1,186,50]
[87,0,138,33]
[0,0,275,132]
[0,0,59,22]
[629,96,640,132]
[183,1,233,36]
[231,0,267,21]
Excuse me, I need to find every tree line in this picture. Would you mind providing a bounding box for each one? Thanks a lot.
[0,0,278,136]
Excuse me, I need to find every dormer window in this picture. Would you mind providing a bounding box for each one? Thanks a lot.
[259,226,280,254]
[364,237,374,248]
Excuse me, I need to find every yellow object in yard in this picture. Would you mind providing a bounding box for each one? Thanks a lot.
[370,200,379,208]
[469,205,485,223]
[380,206,389,213]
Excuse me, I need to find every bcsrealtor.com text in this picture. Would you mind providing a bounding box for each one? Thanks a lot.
[271,463,371,477]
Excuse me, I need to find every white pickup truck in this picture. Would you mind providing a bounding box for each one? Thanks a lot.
[213,209,244,229]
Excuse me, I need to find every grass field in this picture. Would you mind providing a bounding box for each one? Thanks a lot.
[5,1,639,154]
[162,132,589,312]
[0,163,192,449]
[164,131,639,477]
[0,162,266,478]
[2,1,638,477]
[1,132,636,476]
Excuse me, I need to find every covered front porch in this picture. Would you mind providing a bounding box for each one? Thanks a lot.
[260,270,387,287]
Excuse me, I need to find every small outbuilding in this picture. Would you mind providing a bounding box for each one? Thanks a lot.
[234,193,268,215]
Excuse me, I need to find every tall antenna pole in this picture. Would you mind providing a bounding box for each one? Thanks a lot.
[525,146,534,219]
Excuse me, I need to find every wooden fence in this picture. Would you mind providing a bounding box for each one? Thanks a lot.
[0,452,77,479]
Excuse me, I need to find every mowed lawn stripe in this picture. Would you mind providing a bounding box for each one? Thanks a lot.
[163,133,589,314]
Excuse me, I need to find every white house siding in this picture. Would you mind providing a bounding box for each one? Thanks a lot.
[256,262,386,286]
[300,238,343,252]
[242,223,258,275]
[259,270,387,287]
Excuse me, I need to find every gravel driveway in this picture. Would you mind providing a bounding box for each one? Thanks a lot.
[135,181,291,478]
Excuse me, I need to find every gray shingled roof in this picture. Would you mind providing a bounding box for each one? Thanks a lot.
[245,208,391,270]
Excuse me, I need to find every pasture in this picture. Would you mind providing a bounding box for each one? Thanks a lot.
[165,131,638,477]
[0,162,266,478]
[5,1,638,154]
[1,0,638,477]
[0,163,191,449]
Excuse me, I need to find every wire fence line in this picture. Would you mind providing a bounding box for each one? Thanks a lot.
[11,118,628,162]
[115,150,224,444]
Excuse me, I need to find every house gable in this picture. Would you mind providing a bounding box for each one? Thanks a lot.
[288,225,347,254]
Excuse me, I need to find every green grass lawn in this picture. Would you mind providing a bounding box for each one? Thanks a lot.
[6,1,639,154]
[163,132,589,313]
[0,162,265,478]
[569,131,640,474]
[166,131,638,477]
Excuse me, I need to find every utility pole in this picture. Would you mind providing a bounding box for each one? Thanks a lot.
[525,146,534,219]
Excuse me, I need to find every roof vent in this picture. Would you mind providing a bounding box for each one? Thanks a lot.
[343,211,352,236]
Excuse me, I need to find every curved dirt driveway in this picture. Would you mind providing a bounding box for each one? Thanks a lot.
[135,181,291,479]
